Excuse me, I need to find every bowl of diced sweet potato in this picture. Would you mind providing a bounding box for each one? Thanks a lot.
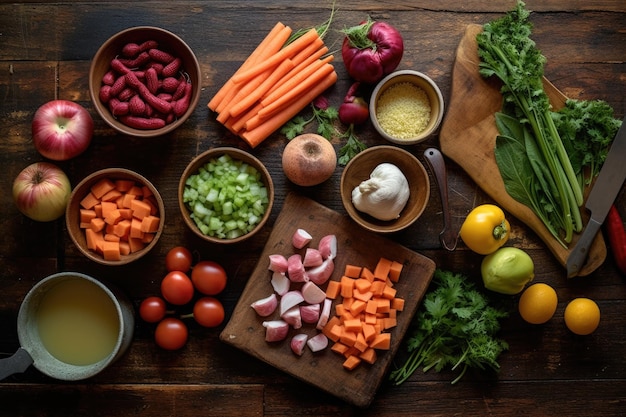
[66,168,165,265]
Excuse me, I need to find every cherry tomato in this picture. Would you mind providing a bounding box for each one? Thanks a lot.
[154,317,188,350]
[191,260,228,295]
[161,271,194,305]
[139,296,167,323]
[192,297,225,328]
[165,246,193,272]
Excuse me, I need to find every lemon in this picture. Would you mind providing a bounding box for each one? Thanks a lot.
[518,283,558,324]
[564,298,600,335]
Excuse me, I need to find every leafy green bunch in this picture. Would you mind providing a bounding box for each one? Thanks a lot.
[390,269,509,385]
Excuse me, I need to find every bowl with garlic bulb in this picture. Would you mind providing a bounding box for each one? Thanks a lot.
[340,145,430,233]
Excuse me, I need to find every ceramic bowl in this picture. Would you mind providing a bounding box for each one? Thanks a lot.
[369,70,444,145]
[178,147,274,244]
[89,26,201,138]
[340,145,430,233]
[66,168,165,265]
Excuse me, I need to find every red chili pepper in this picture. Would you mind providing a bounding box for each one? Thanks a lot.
[605,204,626,275]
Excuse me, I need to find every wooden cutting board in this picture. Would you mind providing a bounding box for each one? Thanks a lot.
[439,24,606,276]
[220,193,436,408]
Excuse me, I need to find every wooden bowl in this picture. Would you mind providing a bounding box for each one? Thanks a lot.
[89,26,201,138]
[66,168,165,265]
[178,147,274,244]
[340,146,430,233]
[370,70,444,145]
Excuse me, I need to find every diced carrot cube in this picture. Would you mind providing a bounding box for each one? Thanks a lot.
[389,260,403,282]
[388,308,397,319]
[339,330,357,347]
[369,333,391,350]
[359,348,377,364]
[118,208,133,219]
[80,192,99,209]
[360,267,375,282]
[343,346,360,359]
[142,185,153,198]
[373,257,392,280]
[102,241,121,261]
[325,280,341,299]
[85,228,101,251]
[144,197,159,216]
[376,298,391,313]
[104,208,123,225]
[128,237,145,253]
[383,317,397,329]
[354,332,368,352]
[94,204,103,218]
[344,264,362,278]
[115,179,135,192]
[382,285,397,300]
[140,215,160,233]
[349,299,367,315]
[127,185,143,196]
[122,193,137,208]
[100,201,117,220]
[343,318,362,334]
[322,316,341,340]
[119,241,131,256]
[130,218,144,239]
[327,324,343,342]
[100,189,122,202]
[365,313,377,325]
[331,342,350,355]
[365,299,378,315]
[113,219,131,238]
[340,276,354,298]
[370,280,386,296]
[142,233,155,244]
[91,178,116,199]
[130,199,152,219]
[90,217,105,232]
[361,323,377,343]
[342,355,361,371]
[391,298,405,311]
[353,289,373,302]
[80,209,96,224]
[354,278,371,293]
[104,233,120,242]
[335,303,346,317]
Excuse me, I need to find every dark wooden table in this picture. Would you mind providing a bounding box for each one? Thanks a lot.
[1,1,625,416]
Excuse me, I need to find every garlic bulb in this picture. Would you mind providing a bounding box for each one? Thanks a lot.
[351,163,410,220]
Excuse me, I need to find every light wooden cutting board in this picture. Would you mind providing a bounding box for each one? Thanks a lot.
[439,24,606,276]
[220,193,436,408]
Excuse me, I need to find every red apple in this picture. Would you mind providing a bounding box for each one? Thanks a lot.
[32,100,94,161]
[13,162,72,222]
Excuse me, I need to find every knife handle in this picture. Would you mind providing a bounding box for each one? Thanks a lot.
[567,218,602,277]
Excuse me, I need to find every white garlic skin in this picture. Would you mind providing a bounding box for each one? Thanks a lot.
[351,163,410,221]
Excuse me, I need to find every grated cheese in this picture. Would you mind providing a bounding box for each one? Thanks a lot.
[375,82,431,140]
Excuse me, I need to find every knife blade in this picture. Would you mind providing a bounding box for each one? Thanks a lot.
[567,116,626,277]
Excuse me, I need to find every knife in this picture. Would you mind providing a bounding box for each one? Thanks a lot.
[567,116,626,277]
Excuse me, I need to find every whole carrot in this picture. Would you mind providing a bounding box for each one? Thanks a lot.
[605,204,626,275]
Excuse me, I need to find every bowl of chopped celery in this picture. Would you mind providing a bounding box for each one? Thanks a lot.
[369,70,444,145]
[178,147,274,244]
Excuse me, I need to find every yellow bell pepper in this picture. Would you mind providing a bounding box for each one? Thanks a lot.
[459,204,510,255]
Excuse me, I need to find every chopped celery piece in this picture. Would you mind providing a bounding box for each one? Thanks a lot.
[183,153,270,239]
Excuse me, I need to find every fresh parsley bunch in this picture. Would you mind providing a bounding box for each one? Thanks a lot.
[390,269,509,385]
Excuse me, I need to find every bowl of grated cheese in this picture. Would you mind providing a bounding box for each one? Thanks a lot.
[369,70,444,145]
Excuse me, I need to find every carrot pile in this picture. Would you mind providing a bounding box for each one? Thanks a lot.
[78,177,161,261]
[208,22,338,148]
[322,258,405,371]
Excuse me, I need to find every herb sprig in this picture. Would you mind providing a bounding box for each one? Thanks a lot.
[390,269,509,385]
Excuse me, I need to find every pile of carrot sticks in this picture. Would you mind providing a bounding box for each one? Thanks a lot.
[208,22,337,148]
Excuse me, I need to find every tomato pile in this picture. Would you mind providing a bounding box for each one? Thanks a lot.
[139,246,227,350]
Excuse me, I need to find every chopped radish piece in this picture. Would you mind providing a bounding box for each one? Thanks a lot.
[302,248,323,267]
[270,271,290,296]
[300,303,321,324]
[290,333,308,356]
[268,254,288,273]
[281,306,302,329]
[306,257,334,285]
[318,234,337,260]
[279,290,304,316]
[316,298,332,330]
[301,281,326,305]
[307,333,329,352]
[292,228,313,249]
[250,293,278,317]
[262,320,289,342]
[287,254,307,282]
